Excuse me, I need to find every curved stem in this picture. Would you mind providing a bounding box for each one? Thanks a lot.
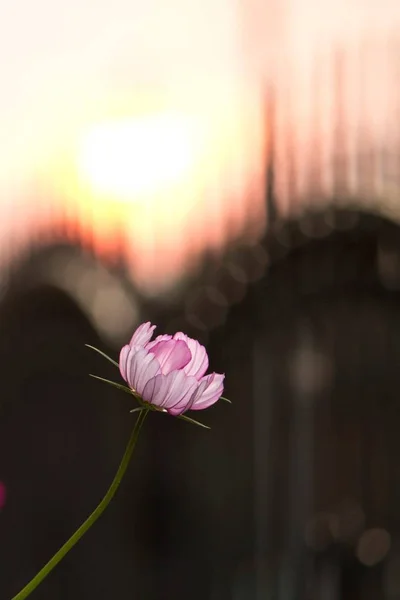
[12,408,149,600]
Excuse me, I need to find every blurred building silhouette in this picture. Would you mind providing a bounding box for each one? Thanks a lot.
[2,205,400,600]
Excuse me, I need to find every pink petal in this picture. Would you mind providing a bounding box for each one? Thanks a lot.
[141,373,174,408]
[173,332,209,379]
[190,372,225,411]
[166,374,201,415]
[149,339,192,375]
[185,376,209,406]
[119,344,130,382]
[142,370,198,414]
[0,482,6,510]
[129,322,156,348]
[146,334,172,351]
[167,381,203,416]
[126,347,161,395]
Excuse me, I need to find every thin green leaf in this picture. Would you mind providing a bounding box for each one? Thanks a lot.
[177,414,210,430]
[85,344,119,368]
[220,396,232,404]
[89,374,133,395]
[90,375,145,405]
[129,407,145,414]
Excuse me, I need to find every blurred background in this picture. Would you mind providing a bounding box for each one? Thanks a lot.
[0,0,400,598]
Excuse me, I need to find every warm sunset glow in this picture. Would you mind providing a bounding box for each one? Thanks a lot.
[0,0,269,294]
[78,115,197,202]
[2,0,399,296]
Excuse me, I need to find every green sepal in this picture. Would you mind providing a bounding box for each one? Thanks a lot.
[89,374,136,396]
[85,344,119,368]
[220,396,232,404]
[90,374,145,409]
[177,414,211,430]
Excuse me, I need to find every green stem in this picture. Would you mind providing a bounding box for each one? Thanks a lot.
[12,408,149,600]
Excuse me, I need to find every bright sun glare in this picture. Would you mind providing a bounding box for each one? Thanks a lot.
[77,114,196,202]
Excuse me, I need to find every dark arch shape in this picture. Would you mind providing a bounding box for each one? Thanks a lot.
[203,208,400,600]
[0,281,147,599]
[250,207,400,326]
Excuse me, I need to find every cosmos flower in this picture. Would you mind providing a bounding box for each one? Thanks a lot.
[13,327,228,600]
[118,322,225,416]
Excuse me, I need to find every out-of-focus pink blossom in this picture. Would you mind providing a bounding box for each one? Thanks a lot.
[0,481,6,509]
[119,322,224,416]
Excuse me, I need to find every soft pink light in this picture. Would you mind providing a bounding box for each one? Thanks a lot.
[0,481,6,510]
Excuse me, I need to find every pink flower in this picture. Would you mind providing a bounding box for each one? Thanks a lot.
[0,481,6,510]
[119,322,224,416]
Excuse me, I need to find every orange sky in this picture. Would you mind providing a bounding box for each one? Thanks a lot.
[0,0,268,293]
[1,0,400,293]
